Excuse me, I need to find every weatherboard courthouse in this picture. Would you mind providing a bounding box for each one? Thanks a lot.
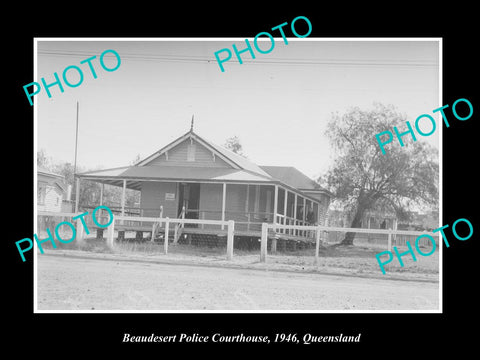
[76,123,332,243]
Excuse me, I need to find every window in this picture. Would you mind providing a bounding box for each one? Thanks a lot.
[187,143,196,161]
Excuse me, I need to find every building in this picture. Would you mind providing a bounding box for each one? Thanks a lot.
[37,166,70,212]
[75,126,333,242]
[37,165,73,233]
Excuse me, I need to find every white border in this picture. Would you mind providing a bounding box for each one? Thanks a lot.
[33,37,443,314]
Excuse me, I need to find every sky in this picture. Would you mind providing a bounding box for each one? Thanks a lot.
[35,38,440,179]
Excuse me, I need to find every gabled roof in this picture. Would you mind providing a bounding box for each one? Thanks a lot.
[37,166,67,192]
[77,166,272,183]
[194,132,272,178]
[76,129,332,200]
[137,130,271,179]
[38,165,64,179]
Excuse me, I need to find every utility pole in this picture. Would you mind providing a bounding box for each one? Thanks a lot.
[74,101,79,176]
[73,101,79,207]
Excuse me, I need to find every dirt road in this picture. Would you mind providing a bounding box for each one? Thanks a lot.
[36,254,439,311]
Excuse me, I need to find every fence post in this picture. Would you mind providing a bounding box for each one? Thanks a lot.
[106,218,115,248]
[260,223,268,263]
[151,206,164,242]
[151,222,157,242]
[387,230,392,252]
[173,222,179,245]
[315,225,321,265]
[76,217,85,244]
[164,218,170,255]
[174,206,185,244]
[271,237,277,254]
[270,217,277,253]
[226,220,234,260]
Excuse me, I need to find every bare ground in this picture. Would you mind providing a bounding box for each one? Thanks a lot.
[37,236,440,282]
[36,251,439,311]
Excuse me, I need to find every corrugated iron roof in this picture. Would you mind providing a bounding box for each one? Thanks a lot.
[78,165,273,183]
[194,132,272,178]
[37,165,65,179]
[260,166,328,192]
[76,130,332,199]
[37,166,67,192]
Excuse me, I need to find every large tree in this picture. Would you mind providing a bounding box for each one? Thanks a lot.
[321,103,439,245]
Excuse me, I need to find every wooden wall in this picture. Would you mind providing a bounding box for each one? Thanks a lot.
[140,181,178,218]
[198,183,223,221]
[146,139,231,168]
[225,184,247,222]
[37,183,63,212]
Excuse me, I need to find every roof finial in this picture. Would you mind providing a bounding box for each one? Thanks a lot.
[190,114,194,132]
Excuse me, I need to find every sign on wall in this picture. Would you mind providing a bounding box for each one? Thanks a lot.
[165,193,176,201]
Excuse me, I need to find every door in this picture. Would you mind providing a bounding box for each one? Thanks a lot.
[178,183,200,220]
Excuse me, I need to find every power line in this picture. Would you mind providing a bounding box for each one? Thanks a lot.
[37,50,438,67]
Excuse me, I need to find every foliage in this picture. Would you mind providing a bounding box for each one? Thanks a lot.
[321,103,439,245]
[223,136,246,157]
[37,148,52,168]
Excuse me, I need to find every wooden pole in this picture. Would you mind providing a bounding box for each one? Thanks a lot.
[283,189,288,234]
[73,101,79,176]
[302,197,306,236]
[107,218,115,248]
[174,222,179,244]
[76,217,85,243]
[121,179,126,225]
[273,185,278,230]
[221,183,226,230]
[151,222,156,242]
[164,218,170,255]
[293,193,298,236]
[271,238,277,254]
[393,218,398,242]
[74,177,80,213]
[302,197,306,223]
[245,184,250,231]
[99,182,104,224]
[387,231,392,252]
[315,225,321,265]
[151,205,163,242]
[100,183,104,206]
[254,185,260,214]
[226,220,234,260]
[260,222,268,262]
[317,201,321,225]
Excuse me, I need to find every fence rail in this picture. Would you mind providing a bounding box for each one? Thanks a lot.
[36,212,438,264]
[106,215,234,260]
[260,223,439,263]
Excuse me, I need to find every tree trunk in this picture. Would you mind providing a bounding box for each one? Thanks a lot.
[339,207,365,246]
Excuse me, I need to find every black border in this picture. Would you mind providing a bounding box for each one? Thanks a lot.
[7,6,478,354]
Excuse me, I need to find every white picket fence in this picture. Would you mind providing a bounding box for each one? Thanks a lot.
[37,211,437,263]
[106,216,235,260]
[259,223,438,263]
